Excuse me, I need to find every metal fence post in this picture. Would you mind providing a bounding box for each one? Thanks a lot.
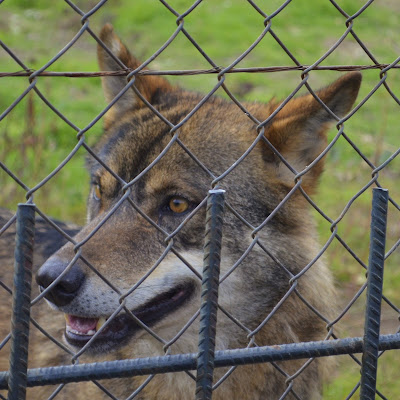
[7,204,36,400]
[195,189,225,400]
[360,188,389,400]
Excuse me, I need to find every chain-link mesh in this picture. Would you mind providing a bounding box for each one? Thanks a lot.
[0,1,399,399]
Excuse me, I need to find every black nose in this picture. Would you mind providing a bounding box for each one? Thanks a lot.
[36,258,85,307]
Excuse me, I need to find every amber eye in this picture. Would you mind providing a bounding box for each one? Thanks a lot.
[93,184,101,201]
[168,197,189,214]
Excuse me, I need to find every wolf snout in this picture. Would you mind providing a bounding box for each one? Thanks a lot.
[36,258,85,307]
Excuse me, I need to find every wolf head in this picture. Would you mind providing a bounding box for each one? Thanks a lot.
[36,24,361,399]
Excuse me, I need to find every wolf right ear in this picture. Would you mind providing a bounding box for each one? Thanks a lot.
[264,72,362,192]
[97,24,172,127]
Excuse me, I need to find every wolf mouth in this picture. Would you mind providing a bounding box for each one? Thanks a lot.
[64,282,196,351]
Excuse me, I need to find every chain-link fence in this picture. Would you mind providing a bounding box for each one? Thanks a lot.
[0,1,399,399]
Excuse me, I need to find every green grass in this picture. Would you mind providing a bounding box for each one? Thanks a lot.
[1,1,399,398]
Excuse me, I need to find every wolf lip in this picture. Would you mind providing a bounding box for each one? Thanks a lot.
[64,283,195,350]
[65,315,98,336]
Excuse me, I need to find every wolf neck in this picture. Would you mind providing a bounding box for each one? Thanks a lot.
[83,316,324,400]
[127,360,322,400]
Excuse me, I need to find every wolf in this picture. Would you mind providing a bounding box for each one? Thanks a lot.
[2,24,361,399]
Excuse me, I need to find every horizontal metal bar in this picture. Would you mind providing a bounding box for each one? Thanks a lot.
[0,334,399,389]
[1,63,400,78]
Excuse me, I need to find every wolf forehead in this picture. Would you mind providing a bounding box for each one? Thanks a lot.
[87,89,262,186]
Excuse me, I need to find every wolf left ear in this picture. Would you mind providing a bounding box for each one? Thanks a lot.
[97,24,172,126]
[264,72,362,192]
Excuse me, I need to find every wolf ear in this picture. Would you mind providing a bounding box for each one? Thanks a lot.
[265,72,362,192]
[97,24,172,126]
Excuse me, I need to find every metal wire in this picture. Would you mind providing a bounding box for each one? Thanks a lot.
[0,1,399,400]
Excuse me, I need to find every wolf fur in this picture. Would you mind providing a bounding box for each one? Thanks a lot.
[1,24,361,399]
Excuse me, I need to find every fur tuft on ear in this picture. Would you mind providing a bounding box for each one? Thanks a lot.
[264,72,362,192]
[97,24,172,127]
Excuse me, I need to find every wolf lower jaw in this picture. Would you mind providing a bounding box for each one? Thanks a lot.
[62,281,196,353]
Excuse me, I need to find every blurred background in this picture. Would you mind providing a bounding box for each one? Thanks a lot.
[0,1,399,398]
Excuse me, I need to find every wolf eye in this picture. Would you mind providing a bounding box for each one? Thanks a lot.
[93,184,101,201]
[168,197,189,214]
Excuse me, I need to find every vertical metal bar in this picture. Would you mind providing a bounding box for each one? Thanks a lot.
[360,188,388,400]
[7,204,36,400]
[195,189,225,400]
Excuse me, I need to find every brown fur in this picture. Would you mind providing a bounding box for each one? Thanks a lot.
[1,25,361,399]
